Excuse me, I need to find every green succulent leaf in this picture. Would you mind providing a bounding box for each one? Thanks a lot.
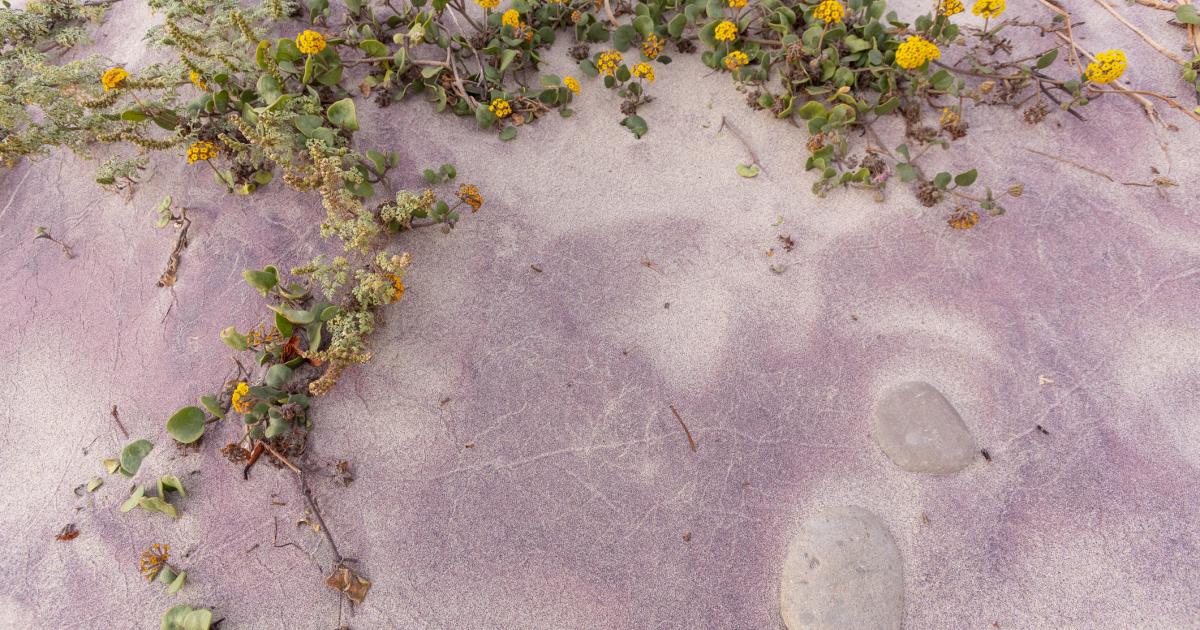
[954,169,978,187]
[119,439,153,477]
[166,407,206,444]
[166,571,187,595]
[265,364,293,389]
[327,98,360,131]
[199,395,224,419]
[158,474,187,498]
[736,164,760,178]
[1035,49,1058,69]
[1177,4,1200,24]
[620,115,648,139]
[243,265,279,296]
[220,326,249,351]
[161,604,213,630]
[139,496,179,519]
[120,485,145,512]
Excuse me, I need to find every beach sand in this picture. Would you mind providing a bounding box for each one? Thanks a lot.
[1,0,1198,627]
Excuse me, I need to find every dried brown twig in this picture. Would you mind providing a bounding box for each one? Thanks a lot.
[157,207,190,288]
[669,405,698,452]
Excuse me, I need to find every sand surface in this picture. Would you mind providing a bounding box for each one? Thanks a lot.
[1,0,1199,627]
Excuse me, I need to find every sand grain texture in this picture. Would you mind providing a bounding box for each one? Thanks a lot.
[1,0,1199,628]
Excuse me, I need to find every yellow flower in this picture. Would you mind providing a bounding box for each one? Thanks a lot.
[231,382,252,414]
[1085,49,1126,84]
[729,0,747,6]
[714,20,738,42]
[564,76,581,94]
[295,29,326,54]
[812,0,845,24]
[186,141,218,164]
[489,98,512,118]
[188,70,207,91]
[246,326,281,346]
[386,274,405,303]
[642,33,664,60]
[571,9,582,22]
[631,62,655,82]
[971,0,1004,18]
[139,543,170,580]
[723,50,749,70]
[101,67,128,91]
[938,0,964,16]
[948,208,979,230]
[940,107,960,126]
[457,183,484,211]
[894,35,940,70]
[502,9,521,28]
[476,0,500,8]
[597,50,623,76]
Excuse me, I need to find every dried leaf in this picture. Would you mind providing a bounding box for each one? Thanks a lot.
[55,523,80,541]
[325,565,372,603]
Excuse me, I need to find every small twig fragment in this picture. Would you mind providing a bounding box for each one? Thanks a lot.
[669,405,698,452]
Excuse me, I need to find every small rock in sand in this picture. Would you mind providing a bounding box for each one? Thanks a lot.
[873,381,977,474]
[780,506,903,630]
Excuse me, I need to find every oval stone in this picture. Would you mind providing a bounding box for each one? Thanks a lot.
[779,506,904,630]
[873,381,977,474]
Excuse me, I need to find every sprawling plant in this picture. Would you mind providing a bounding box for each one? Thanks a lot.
[328,0,1192,221]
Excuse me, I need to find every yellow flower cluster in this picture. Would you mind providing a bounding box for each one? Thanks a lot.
[642,33,664,60]
[723,50,749,70]
[458,183,484,211]
[231,382,252,413]
[812,0,845,24]
[246,326,282,346]
[386,274,405,303]
[631,62,655,82]
[895,35,940,70]
[188,70,207,91]
[948,208,979,230]
[714,20,738,42]
[139,544,170,580]
[564,76,581,94]
[971,0,1004,18]
[502,9,521,28]
[940,107,960,126]
[101,67,128,91]
[295,30,326,54]
[186,141,218,164]
[937,0,964,15]
[1085,49,1126,84]
[597,50,623,76]
[489,98,512,118]
[477,0,499,8]
[729,0,747,7]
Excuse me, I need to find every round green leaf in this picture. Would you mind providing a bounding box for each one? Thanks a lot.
[119,439,153,477]
[166,407,206,444]
[954,169,978,187]
[265,364,293,388]
[621,115,648,139]
[327,98,360,131]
